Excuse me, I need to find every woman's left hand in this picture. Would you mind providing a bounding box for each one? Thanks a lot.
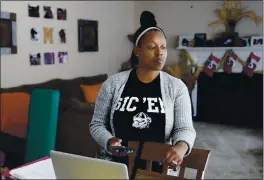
[164,142,189,168]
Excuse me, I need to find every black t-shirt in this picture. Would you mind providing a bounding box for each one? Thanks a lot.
[113,68,166,147]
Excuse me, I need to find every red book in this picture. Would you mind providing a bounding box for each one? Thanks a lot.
[1,156,50,180]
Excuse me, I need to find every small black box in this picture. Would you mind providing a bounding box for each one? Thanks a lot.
[194,33,207,47]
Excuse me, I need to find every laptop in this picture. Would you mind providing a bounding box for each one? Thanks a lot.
[50,150,129,179]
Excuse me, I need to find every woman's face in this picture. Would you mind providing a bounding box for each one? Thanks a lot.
[134,30,167,71]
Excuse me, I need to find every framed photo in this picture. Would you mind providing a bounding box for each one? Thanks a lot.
[178,35,194,48]
[30,28,40,43]
[0,12,17,54]
[43,6,53,19]
[29,53,41,66]
[28,4,40,18]
[250,36,263,47]
[57,8,66,20]
[78,19,98,52]
[194,33,207,47]
[242,37,251,47]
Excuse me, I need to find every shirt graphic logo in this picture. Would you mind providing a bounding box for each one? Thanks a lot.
[132,112,152,129]
[115,97,165,113]
[115,96,165,129]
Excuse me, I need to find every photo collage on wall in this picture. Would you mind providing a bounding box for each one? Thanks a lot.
[28,4,68,66]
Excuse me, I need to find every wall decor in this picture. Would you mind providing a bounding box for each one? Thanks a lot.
[43,27,54,44]
[28,4,40,18]
[44,6,53,19]
[223,50,238,74]
[178,35,195,48]
[30,53,41,65]
[78,19,98,52]
[44,52,55,64]
[176,48,263,77]
[194,33,207,47]
[58,28,66,43]
[203,54,220,77]
[57,8,66,20]
[0,11,17,54]
[30,28,40,43]
[58,52,68,64]
[243,52,261,77]
[250,36,263,47]
[242,37,251,47]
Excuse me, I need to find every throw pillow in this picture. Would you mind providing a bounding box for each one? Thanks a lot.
[0,92,30,138]
[80,83,102,103]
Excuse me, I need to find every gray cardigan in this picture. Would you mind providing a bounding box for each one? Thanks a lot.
[89,69,196,156]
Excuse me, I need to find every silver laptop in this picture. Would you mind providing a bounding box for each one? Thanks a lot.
[50,150,129,179]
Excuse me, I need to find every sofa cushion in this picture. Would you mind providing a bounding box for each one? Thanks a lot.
[81,74,107,85]
[56,108,101,158]
[70,98,95,112]
[0,92,30,138]
[80,83,102,103]
[59,98,95,113]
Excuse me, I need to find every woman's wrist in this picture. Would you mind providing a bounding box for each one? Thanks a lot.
[173,141,189,155]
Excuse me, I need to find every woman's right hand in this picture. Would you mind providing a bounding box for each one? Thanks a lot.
[107,137,128,157]
[107,137,122,147]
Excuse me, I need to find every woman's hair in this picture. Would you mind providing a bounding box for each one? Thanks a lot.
[130,11,166,68]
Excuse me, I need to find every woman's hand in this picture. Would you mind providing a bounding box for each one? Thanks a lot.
[164,141,189,168]
[107,137,126,156]
[107,137,122,147]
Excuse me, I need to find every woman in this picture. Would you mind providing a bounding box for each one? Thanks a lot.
[90,11,196,172]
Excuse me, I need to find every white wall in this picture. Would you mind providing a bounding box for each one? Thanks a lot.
[1,1,135,88]
[134,1,263,64]
[1,1,263,88]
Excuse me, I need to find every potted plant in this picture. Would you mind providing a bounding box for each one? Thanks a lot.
[208,0,262,47]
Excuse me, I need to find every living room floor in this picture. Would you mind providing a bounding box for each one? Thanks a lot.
[183,121,263,179]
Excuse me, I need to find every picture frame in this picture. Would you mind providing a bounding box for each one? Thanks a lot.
[194,33,207,47]
[0,12,17,54]
[250,36,263,47]
[57,8,67,20]
[242,37,251,47]
[177,35,195,49]
[78,19,98,52]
